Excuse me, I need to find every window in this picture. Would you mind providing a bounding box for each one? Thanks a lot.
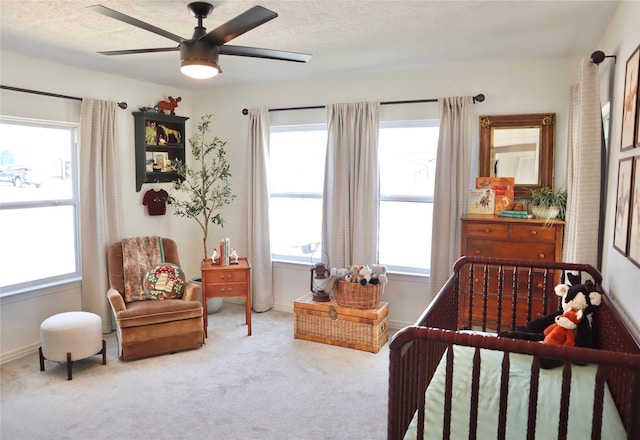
[378,120,438,274]
[269,125,327,262]
[268,120,438,274]
[0,117,80,294]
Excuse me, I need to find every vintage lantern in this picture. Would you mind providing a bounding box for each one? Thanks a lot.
[310,262,330,302]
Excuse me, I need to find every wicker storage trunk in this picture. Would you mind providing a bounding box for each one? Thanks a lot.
[294,293,389,353]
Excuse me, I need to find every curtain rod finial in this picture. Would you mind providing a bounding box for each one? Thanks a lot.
[591,50,616,65]
[118,102,128,109]
[242,108,249,115]
[473,94,485,103]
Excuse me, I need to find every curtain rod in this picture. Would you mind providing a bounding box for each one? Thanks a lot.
[1,85,128,109]
[241,93,485,115]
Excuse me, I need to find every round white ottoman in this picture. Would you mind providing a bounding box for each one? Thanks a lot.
[39,311,106,380]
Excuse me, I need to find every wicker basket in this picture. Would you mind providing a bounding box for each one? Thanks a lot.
[334,281,382,309]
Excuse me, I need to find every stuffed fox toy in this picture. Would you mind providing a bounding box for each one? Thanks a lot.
[543,309,583,347]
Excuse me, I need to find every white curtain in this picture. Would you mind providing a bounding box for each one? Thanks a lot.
[246,108,274,312]
[322,102,380,268]
[565,59,602,267]
[430,96,474,296]
[80,99,123,333]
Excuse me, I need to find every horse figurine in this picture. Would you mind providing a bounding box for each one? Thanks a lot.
[158,124,181,144]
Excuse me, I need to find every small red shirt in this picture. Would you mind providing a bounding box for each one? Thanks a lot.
[143,189,169,216]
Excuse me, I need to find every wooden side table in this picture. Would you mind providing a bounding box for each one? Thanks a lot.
[200,258,252,337]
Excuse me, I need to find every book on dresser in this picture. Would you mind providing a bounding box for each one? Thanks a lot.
[498,210,533,219]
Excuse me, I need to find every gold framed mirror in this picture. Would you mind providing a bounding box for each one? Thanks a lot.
[479,113,555,199]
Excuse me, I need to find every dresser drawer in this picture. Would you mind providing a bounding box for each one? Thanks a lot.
[206,269,247,283]
[464,223,509,239]
[465,239,555,261]
[511,224,557,241]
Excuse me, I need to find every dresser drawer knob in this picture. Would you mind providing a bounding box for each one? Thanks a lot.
[530,230,537,236]
[474,249,481,255]
[484,228,491,233]
[220,288,232,293]
[538,253,545,259]
[220,274,232,280]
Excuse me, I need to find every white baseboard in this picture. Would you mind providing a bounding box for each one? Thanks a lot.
[1,342,40,365]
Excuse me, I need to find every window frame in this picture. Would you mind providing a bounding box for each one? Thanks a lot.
[268,119,438,275]
[378,119,438,275]
[0,116,81,296]
[269,123,327,264]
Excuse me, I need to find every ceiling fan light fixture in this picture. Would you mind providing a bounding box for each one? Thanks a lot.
[180,59,221,79]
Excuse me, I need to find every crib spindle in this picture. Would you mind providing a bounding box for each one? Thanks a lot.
[527,356,541,440]
[510,265,519,330]
[558,361,573,439]
[591,366,606,440]
[482,264,489,332]
[496,264,504,332]
[497,352,510,440]
[469,347,482,439]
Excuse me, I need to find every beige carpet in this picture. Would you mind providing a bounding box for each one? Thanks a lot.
[1,303,393,439]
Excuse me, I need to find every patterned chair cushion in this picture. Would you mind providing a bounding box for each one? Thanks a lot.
[143,263,186,300]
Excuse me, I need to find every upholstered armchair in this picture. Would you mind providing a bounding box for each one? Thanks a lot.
[107,237,204,360]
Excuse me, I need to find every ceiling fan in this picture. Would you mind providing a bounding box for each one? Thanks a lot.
[89,2,312,79]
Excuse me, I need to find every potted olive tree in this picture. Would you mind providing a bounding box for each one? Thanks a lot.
[170,114,236,312]
[529,187,567,223]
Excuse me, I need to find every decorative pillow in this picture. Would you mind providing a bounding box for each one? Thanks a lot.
[143,263,186,300]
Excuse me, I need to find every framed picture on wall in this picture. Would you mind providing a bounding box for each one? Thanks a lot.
[621,45,639,151]
[614,157,633,255]
[628,157,640,267]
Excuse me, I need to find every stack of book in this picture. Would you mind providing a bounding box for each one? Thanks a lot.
[218,238,231,266]
[498,210,532,219]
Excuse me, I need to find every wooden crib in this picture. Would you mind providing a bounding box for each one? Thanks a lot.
[388,256,640,440]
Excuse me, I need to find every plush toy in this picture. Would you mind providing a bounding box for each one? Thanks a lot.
[543,309,583,346]
[326,267,349,293]
[370,265,388,286]
[499,275,602,349]
[359,265,373,285]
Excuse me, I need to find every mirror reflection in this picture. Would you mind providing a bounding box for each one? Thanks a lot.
[492,127,540,184]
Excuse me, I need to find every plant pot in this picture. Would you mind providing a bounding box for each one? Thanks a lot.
[530,205,560,220]
[190,277,223,314]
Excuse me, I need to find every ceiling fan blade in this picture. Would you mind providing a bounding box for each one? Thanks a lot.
[98,47,180,56]
[89,4,185,43]
[220,45,311,63]
[202,5,277,46]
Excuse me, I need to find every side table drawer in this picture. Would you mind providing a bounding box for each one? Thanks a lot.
[207,269,247,283]
[204,282,248,297]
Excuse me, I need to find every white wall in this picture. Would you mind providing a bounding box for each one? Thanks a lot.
[598,0,640,334]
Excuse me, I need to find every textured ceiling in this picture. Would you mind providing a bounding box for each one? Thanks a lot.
[0,1,620,90]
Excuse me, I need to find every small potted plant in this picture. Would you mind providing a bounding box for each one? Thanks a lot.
[529,187,567,223]
[169,114,236,312]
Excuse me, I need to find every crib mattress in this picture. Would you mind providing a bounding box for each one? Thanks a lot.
[404,341,627,440]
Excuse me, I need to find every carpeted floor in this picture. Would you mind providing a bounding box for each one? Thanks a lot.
[1,303,393,440]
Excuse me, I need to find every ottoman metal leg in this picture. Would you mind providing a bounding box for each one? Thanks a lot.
[67,352,72,380]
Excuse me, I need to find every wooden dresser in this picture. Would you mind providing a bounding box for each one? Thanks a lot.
[459,215,564,330]
[461,214,564,262]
